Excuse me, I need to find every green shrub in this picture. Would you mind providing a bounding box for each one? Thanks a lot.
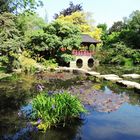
[31,91,87,131]
[97,42,140,65]
[19,55,37,73]
[42,59,58,69]
[124,58,133,67]
[132,50,140,64]
[60,53,76,63]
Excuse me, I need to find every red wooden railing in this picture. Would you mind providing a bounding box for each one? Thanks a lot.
[72,50,95,56]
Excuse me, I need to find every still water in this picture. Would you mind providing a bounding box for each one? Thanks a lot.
[0,68,140,140]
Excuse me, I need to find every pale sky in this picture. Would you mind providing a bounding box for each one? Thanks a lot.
[37,0,140,27]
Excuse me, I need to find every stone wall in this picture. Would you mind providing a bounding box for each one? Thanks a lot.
[70,56,95,70]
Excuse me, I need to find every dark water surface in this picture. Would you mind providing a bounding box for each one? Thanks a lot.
[0,67,140,140]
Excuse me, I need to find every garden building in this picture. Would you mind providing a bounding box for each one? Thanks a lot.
[70,34,101,69]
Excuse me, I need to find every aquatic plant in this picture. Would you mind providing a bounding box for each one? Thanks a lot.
[36,84,44,92]
[27,91,86,131]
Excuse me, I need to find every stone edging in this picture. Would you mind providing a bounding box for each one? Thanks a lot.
[53,67,140,90]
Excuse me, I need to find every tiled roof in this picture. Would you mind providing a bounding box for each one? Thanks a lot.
[82,34,101,43]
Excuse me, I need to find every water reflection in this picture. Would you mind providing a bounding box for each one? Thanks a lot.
[0,74,38,111]
[80,103,140,140]
[30,119,85,140]
[1,118,85,140]
[103,86,113,94]
[0,71,140,140]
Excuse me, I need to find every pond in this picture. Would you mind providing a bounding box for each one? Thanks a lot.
[93,64,140,83]
[0,65,140,140]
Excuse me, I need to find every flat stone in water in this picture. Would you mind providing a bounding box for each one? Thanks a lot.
[118,80,140,89]
[122,74,140,79]
[101,74,119,78]
[103,77,122,82]
[87,71,100,76]
[99,74,122,82]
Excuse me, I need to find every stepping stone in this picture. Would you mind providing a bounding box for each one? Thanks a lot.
[122,74,140,79]
[103,77,122,82]
[87,71,100,76]
[117,80,140,89]
[100,74,122,82]
[100,74,119,78]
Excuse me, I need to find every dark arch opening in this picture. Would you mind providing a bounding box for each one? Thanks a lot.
[88,58,94,68]
[76,59,83,68]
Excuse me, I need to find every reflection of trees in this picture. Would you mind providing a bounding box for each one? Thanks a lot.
[127,93,140,106]
[44,75,87,91]
[1,105,85,140]
[93,65,140,76]
[0,74,37,111]
[101,81,140,106]
[0,111,27,139]
[0,72,86,112]
[31,119,84,140]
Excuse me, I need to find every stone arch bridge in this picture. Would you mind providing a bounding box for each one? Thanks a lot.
[70,50,96,70]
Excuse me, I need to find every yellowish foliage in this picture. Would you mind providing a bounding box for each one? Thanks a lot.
[56,12,87,25]
[56,11,102,41]
[19,54,37,73]
[87,28,102,41]
[79,24,91,32]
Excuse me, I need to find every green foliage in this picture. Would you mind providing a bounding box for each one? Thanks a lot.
[44,21,82,49]
[0,12,24,71]
[97,42,140,65]
[27,21,81,64]
[0,0,43,14]
[97,23,108,45]
[0,66,6,73]
[120,10,140,49]
[97,10,140,65]
[97,23,108,33]
[60,54,76,63]
[0,0,12,13]
[0,73,12,80]
[105,32,120,46]
[56,11,102,41]
[108,21,124,34]
[17,12,46,36]
[132,50,140,64]
[18,54,37,73]
[89,44,95,51]
[123,58,133,67]
[42,59,58,69]
[31,91,86,131]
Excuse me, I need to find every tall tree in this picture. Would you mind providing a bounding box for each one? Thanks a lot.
[54,1,83,19]
[0,0,43,14]
[56,11,102,41]
[16,11,46,36]
[120,10,140,49]
[97,23,108,45]
[108,21,124,34]
[27,21,81,64]
[0,0,13,13]
[97,23,108,33]
[0,12,23,71]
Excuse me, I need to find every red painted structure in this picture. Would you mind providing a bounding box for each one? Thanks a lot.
[72,50,95,56]
[61,34,100,56]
